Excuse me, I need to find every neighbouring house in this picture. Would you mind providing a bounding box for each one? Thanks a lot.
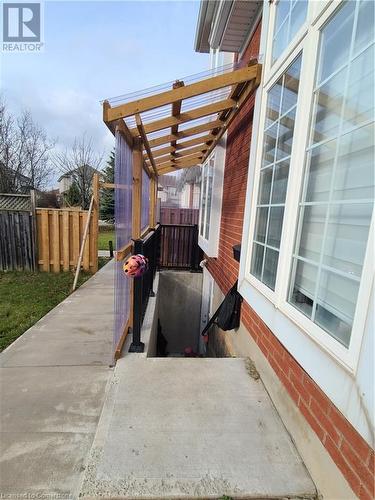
[157,174,180,207]
[0,164,33,194]
[194,0,374,498]
[177,166,201,209]
[58,165,100,195]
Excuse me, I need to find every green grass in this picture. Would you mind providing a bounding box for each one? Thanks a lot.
[0,270,91,352]
[98,230,115,251]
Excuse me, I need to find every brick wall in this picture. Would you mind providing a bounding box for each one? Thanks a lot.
[205,20,374,499]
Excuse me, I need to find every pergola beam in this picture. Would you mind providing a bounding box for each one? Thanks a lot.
[171,80,185,156]
[200,64,262,164]
[157,157,202,174]
[152,144,208,166]
[106,65,259,122]
[144,133,215,160]
[131,98,235,135]
[135,113,158,177]
[148,120,223,148]
[157,153,203,170]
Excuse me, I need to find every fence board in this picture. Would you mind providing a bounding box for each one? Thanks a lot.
[160,208,199,225]
[36,208,96,273]
[0,211,35,271]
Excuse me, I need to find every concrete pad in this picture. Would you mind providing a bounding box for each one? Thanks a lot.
[1,432,94,497]
[0,330,112,367]
[80,357,316,499]
[1,366,110,433]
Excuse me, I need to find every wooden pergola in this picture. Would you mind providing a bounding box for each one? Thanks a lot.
[103,61,261,178]
[102,61,261,358]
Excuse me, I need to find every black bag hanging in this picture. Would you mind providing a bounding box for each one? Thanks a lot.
[201,280,242,336]
[216,280,242,330]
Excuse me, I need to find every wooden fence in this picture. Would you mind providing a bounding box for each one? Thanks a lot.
[160,207,199,225]
[0,210,37,271]
[36,208,97,273]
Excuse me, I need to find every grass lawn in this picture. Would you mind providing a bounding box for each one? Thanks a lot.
[98,230,115,251]
[0,270,92,352]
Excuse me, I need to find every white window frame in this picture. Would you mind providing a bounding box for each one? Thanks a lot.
[239,0,374,373]
[198,138,226,257]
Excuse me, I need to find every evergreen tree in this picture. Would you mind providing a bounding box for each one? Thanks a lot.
[64,181,81,207]
[100,150,115,222]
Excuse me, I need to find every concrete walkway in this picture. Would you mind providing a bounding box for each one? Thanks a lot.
[0,261,114,498]
[80,355,316,499]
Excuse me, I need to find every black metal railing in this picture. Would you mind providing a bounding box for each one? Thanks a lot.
[159,224,202,271]
[129,224,161,353]
[129,223,202,353]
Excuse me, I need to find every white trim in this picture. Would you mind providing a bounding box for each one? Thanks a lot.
[198,135,226,257]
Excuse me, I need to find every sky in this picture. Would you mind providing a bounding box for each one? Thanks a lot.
[1,0,208,187]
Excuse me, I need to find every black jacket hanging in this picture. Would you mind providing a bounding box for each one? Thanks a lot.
[201,280,243,336]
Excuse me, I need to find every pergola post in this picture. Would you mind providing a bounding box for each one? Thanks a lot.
[91,172,99,272]
[149,176,157,228]
[132,139,143,239]
[129,139,145,353]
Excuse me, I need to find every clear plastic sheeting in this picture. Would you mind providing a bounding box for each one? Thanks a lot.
[103,62,245,132]
[113,131,132,361]
[141,169,150,232]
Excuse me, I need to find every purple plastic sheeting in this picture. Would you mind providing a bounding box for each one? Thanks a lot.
[141,168,150,231]
[113,131,132,361]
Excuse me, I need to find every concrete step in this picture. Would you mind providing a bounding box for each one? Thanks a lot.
[79,357,316,499]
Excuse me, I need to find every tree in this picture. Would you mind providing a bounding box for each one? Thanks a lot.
[64,182,81,207]
[100,150,115,222]
[52,134,103,209]
[0,99,55,193]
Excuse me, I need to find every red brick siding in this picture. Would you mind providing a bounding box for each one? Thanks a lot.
[205,20,375,499]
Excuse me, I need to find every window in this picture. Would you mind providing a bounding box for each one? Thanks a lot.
[250,55,302,290]
[240,0,374,367]
[199,156,215,240]
[272,0,308,63]
[288,0,374,348]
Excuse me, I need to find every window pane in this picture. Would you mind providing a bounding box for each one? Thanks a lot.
[263,248,279,290]
[311,69,346,143]
[200,166,207,237]
[272,160,289,204]
[290,0,308,40]
[263,124,278,166]
[333,124,375,201]
[282,51,302,114]
[354,0,375,55]
[205,161,214,239]
[297,205,326,263]
[267,207,284,249]
[254,207,268,243]
[289,259,316,318]
[344,46,374,131]
[266,78,283,127]
[305,141,336,202]
[258,168,273,204]
[315,271,359,348]
[251,243,265,280]
[317,1,355,83]
[289,2,375,347]
[276,108,296,161]
[323,203,373,277]
[272,0,307,64]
